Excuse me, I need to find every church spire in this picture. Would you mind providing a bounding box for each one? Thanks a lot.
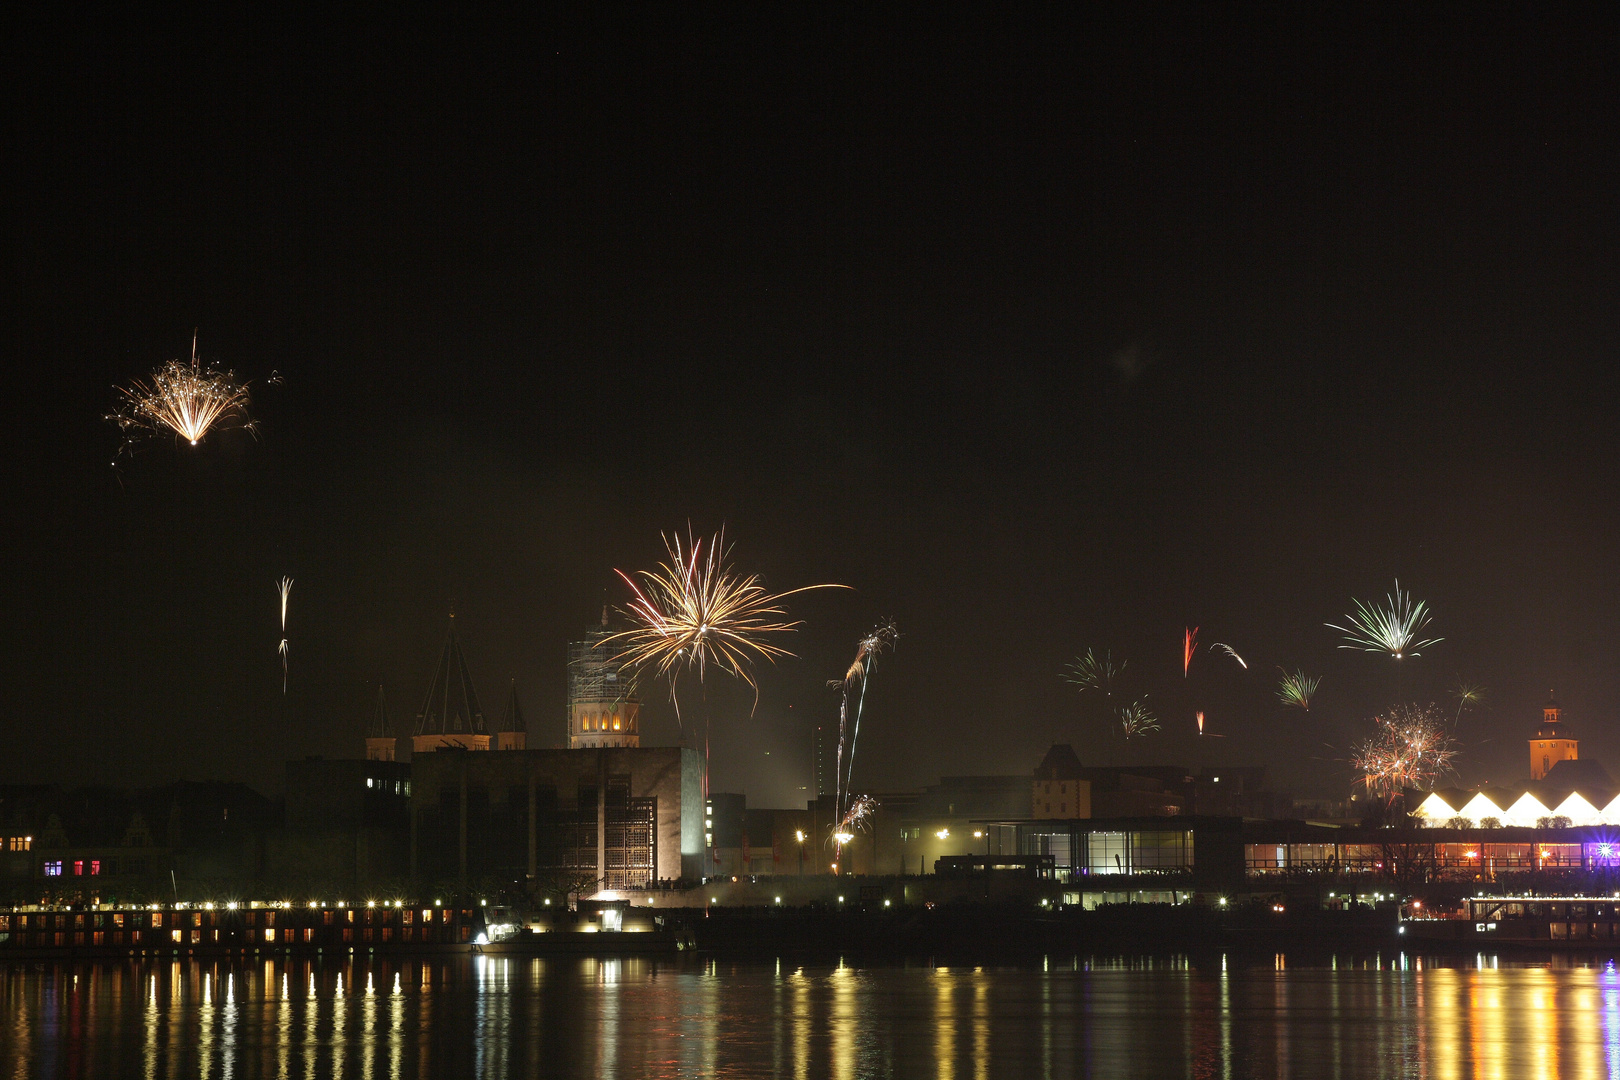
[365,684,396,761]
[496,679,528,751]
[412,619,492,753]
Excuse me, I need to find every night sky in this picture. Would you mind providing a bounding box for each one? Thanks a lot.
[4,12,1616,807]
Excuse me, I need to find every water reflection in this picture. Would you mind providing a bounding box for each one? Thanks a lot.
[12,951,1620,1077]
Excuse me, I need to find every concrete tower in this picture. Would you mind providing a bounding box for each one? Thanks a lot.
[568,608,640,749]
[412,618,492,754]
[1530,692,1578,780]
[364,684,397,761]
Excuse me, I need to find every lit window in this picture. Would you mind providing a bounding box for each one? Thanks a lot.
[366,778,374,789]
[265,928,276,942]
[73,860,84,876]
[44,861,62,876]
[90,860,100,876]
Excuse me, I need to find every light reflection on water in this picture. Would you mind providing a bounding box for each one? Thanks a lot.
[6,953,1620,1078]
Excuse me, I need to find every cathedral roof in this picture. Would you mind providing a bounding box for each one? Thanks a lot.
[498,680,526,734]
[367,685,391,739]
[414,625,488,738]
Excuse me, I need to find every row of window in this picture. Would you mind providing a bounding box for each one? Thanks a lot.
[44,860,100,877]
[4,837,31,851]
[580,712,628,732]
[363,778,410,794]
[1247,842,1589,872]
[2,926,474,948]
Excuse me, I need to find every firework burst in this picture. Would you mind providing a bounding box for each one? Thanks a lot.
[277,577,293,695]
[1183,626,1198,677]
[1451,679,1487,723]
[837,794,878,837]
[1350,702,1460,803]
[1210,642,1247,669]
[1276,667,1319,711]
[1062,649,1125,696]
[1119,699,1159,739]
[108,333,256,456]
[831,621,898,832]
[601,528,847,714]
[1327,580,1443,659]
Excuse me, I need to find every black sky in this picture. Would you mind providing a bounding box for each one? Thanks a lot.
[3,10,1617,806]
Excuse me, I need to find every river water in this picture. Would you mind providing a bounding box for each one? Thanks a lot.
[3,951,1617,1078]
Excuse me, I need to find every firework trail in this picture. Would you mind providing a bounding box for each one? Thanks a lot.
[1183,627,1198,677]
[601,528,847,718]
[1196,710,1204,735]
[831,621,898,833]
[1210,642,1247,669]
[1119,699,1159,739]
[1327,580,1442,659]
[1276,667,1319,711]
[1350,702,1459,803]
[1062,649,1125,696]
[277,577,293,694]
[107,332,256,458]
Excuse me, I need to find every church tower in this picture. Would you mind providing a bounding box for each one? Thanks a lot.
[567,608,640,749]
[497,680,527,751]
[412,618,492,754]
[365,684,397,761]
[1530,691,1578,780]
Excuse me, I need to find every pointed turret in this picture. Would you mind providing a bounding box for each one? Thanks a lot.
[412,619,491,753]
[497,680,527,751]
[365,684,397,761]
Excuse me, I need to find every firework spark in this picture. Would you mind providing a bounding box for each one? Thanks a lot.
[1210,642,1248,669]
[1327,580,1443,659]
[277,577,293,695]
[1119,699,1159,739]
[1350,702,1460,803]
[1276,667,1319,711]
[108,333,256,455]
[1062,649,1125,696]
[601,528,847,713]
[831,621,898,833]
[1183,627,1198,677]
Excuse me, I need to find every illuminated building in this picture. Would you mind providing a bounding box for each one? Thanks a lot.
[1530,691,1577,780]
[411,620,491,754]
[568,609,640,749]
